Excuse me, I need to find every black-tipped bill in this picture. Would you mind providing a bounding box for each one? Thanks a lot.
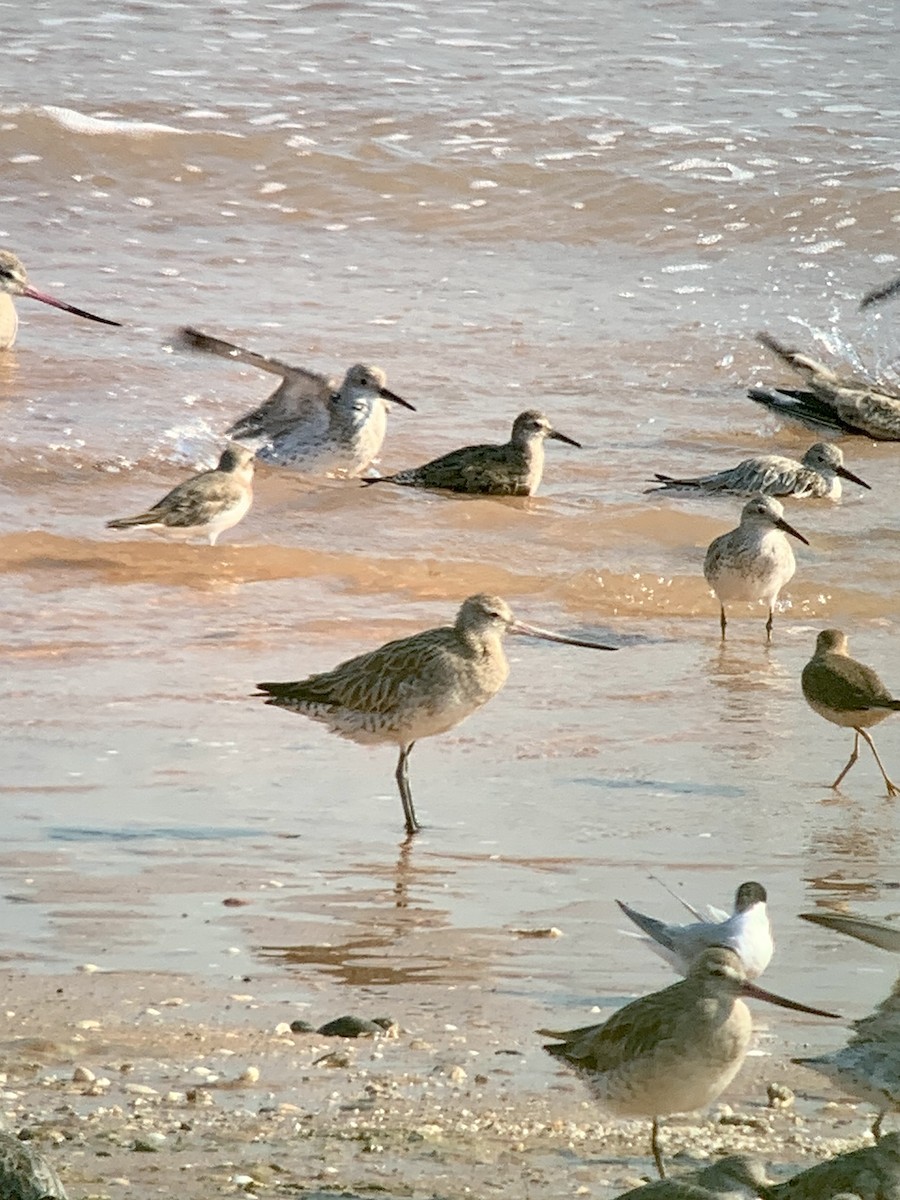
[548,429,581,448]
[23,283,122,327]
[508,619,618,652]
[775,515,809,546]
[379,385,416,412]
[741,978,839,1019]
[836,464,871,490]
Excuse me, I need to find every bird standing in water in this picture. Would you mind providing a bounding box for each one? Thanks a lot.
[0,249,121,349]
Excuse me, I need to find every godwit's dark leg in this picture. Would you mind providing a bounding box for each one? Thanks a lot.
[395,742,421,836]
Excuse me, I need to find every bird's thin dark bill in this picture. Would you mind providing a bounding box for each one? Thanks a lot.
[509,619,618,651]
[836,465,871,489]
[22,283,122,327]
[549,430,582,447]
[741,979,839,1019]
[379,386,417,411]
[775,517,810,546]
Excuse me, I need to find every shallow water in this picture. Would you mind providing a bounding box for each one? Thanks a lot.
[1,0,899,1078]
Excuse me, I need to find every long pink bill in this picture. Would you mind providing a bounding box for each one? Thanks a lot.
[741,978,840,1019]
[509,619,619,652]
[22,283,122,327]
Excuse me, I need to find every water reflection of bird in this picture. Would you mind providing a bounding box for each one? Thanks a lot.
[256,594,617,838]
[617,881,773,979]
[703,495,808,641]
[0,249,121,349]
[174,327,415,476]
[648,442,869,501]
[796,910,900,1140]
[539,946,836,1179]
[750,331,900,440]
[0,1130,68,1200]
[801,629,900,796]
[363,410,580,496]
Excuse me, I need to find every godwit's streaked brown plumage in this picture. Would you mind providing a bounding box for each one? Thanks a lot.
[539,947,837,1180]
[648,442,869,501]
[617,882,773,980]
[749,330,900,440]
[801,629,900,796]
[0,1130,68,1200]
[256,593,617,837]
[703,494,808,642]
[363,410,580,496]
[106,444,254,546]
[0,249,122,349]
[174,326,415,477]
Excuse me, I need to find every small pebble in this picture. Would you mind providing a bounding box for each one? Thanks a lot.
[767,1081,795,1109]
[73,1066,96,1083]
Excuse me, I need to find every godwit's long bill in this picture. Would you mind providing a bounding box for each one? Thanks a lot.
[0,249,122,349]
[256,594,617,838]
[539,946,838,1179]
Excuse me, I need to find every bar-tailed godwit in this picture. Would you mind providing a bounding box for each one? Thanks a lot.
[0,249,121,349]
[539,946,837,1179]
[256,593,617,838]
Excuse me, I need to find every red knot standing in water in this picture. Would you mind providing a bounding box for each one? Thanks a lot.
[255,593,617,838]
[617,881,773,980]
[749,331,900,440]
[648,442,869,501]
[801,629,900,796]
[174,327,415,477]
[106,444,254,546]
[0,1130,68,1200]
[703,494,808,642]
[362,410,580,496]
[539,946,838,1180]
[0,249,121,349]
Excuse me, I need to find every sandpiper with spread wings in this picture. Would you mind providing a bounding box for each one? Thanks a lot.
[363,410,580,496]
[648,442,869,501]
[106,444,254,546]
[617,881,773,980]
[801,629,900,796]
[749,331,900,440]
[703,494,808,642]
[0,249,122,349]
[539,947,837,1180]
[256,594,617,838]
[174,327,415,476]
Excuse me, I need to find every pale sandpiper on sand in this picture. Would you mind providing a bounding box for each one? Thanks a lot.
[648,443,869,501]
[801,629,900,796]
[0,1129,68,1200]
[749,331,900,441]
[539,947,838,1180]
[106,444,255,546]
[0,249,122,349]
[703,495,808,642]
[255,594,617,838]
[174,327,415,477]
[795,912,900,1140]
[362,410,580,496]
[617,882,773,980]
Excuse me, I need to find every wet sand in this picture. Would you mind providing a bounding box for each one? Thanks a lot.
[0,962,883,1200]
